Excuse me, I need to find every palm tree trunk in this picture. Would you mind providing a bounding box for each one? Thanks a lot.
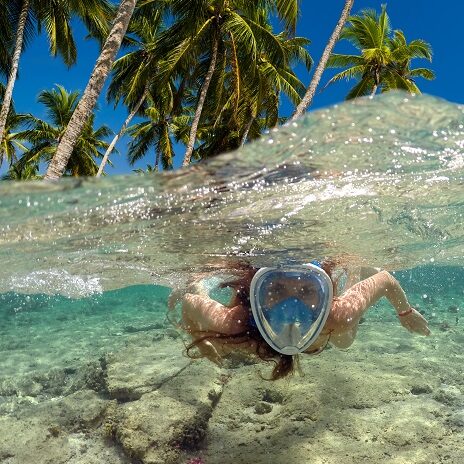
[154,149,160,172]
[44,0,137,180]
[182,35,219,167]
[371,69,380,96]
[0,0,29,147]
[290,0,355,122]
[96,87,147,177]
[240,115,254,146]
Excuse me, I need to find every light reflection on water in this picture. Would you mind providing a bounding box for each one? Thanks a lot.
[0,92,463,297]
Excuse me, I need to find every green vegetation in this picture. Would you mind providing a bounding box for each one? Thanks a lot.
[6,85,112,177]
[0,0,113,152]
[0,1,434,179]
[326,5,434,98]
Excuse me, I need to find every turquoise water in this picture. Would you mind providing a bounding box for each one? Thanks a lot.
[0,93,463,463]
[0,286,170,380]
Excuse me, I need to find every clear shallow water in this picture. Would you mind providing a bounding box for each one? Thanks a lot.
[0,286,170,379]
[0,92,463,463]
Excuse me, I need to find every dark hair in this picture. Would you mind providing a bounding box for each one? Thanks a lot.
[184,259,340,380]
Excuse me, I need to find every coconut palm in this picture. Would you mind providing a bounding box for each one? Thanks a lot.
[325,5,434,99]
[0,0,114,149]
[382,30,434,93]
[133,164,157,175]
[17,85,112,176]
[126,82,190,171]
[156,0,302,166]
[97,6,168,177]
[270,0,300,34]
[193,30,312,158]
[2,160,40,180]
[290,0,354,121]
[0,83,30,168]
[240,33,312,142]
[0,2,13,78]
[45,0,137,180]
[0,112,28,168]
[126,112,179,171]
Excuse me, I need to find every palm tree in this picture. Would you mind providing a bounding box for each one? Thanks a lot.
[271,0,300,34]
[2,160,40,180]
[133,164,157,175]
[97,6,167,177]
[290,0,354,121]
[156,0,302,166]
[325,5,433,98]
[383,30,434,93]
[45,0,137,180]
[17,85,112,176]
[0,0,113,149]
[194,31,312,157]
[0,83,31,169]
[126,83,190,171]
[240,33,312,143]
[0,2,13,78]
[0,112,28,168]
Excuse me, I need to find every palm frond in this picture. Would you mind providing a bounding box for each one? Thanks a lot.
[157,122,174,169]
[378,4,391,45]
[325,65,366,87]
[283,36,312,70]
[408,67,435,80]
[346,76,375,100]
[242,15,286,67]
[275,0,299,34]
[405,39,433,60]
[223,12,258,64]
[67,0,114,45]
[36,2,77,66]
[327,53,365,68]
[382,70,421,94]
[158,17,214,79]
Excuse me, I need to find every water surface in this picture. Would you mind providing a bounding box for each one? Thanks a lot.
[0,93,463,464]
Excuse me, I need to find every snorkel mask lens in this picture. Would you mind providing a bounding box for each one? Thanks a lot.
[250,264,333,355]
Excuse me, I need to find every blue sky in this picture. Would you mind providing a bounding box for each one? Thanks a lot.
[2,1,459,176]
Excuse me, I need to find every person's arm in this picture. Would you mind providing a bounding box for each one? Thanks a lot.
[181,293,251,364]
[182,293,249,335]
[328,270,430,336]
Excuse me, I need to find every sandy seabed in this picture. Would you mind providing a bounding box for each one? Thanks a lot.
[0,300,463,464]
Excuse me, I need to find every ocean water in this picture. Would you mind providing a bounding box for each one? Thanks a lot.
[0,92,463,464]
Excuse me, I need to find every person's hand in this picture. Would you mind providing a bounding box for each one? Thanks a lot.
[398,307,431,336]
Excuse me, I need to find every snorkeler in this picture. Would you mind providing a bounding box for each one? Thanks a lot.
[171,261,430,380]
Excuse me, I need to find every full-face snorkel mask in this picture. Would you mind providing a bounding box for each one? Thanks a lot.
[249,262,333,355]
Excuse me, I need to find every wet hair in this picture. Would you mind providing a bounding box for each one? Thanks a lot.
[184,259,341,381]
